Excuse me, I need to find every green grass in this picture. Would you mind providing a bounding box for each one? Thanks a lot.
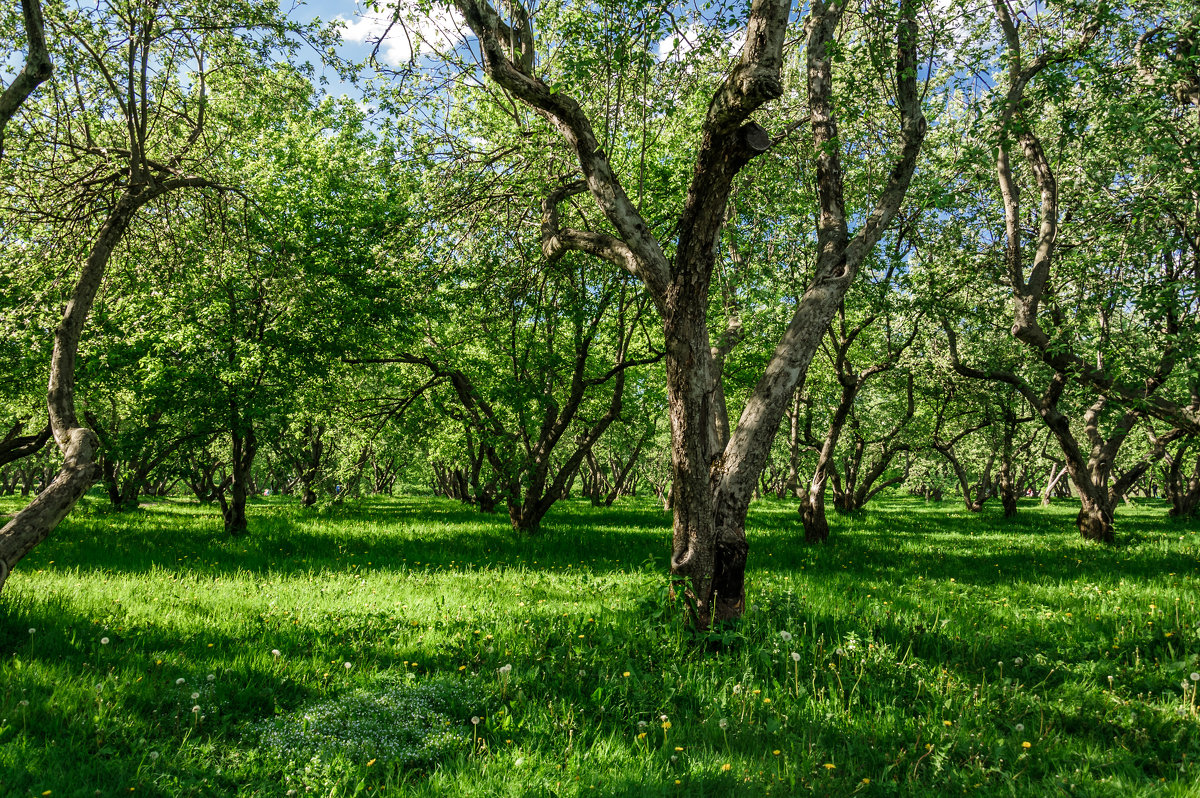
[1,492,1198,796]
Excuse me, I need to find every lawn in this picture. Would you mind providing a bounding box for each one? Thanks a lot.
[0,493,1198,796]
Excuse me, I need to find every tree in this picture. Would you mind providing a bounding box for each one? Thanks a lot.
[0,0,53,158]
[0,0,316,591]
[440,0,927,623]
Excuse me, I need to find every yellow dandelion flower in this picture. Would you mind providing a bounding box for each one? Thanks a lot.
[675,746,684,752]
[943,720,952,726]
[763,697,772,704]
[722,763,732,771]
[1022,741,1031,749]
[823,763,836,770]
[772,750,781,756]
[662,721,672,729]
[638,732,647,739]
[367,759,376,766]
[862,778,870,784]
[623,671,631,677]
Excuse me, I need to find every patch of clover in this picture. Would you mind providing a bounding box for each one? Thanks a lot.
[253,675,485,776]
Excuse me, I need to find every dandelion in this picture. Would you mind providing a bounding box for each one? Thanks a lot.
[772,750,780,755]
[100,637,109,645]
[207,674,215,682]
[271,649,282,658]
[344,662,353,670]
[1015,723,1024,733]
[1014,657,1024,666]
[823,763,836,770]
[732,684,742,694]
[638,720,648,729]
[578,669,586,677]
[780,631,792,642]
[662,721,672,729]
[149,751,159,761]
[943,720,952,726]
[790,652,801,662]
[1191,673,1200,682]
[28,628,35,635]
[192,705,201,713]
[19,700,29,707]
[499,664,512,675]
[721,763,731,772]
[176,678,186,686]
[637,732,647,739]
[366,758,376,766]
[623,671,631,678]
[862,778,871,784]
[191,692,200,700]
[471,716,481,725]
[670,755,678,762]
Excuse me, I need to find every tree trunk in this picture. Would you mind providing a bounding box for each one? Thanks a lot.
[0,190,145,594]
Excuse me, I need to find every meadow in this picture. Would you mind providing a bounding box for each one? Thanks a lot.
[0,492,1198,797]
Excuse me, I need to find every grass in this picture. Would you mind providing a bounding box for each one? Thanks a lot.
[0,491,1198,796]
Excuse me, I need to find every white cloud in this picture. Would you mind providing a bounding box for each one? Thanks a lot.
[338,2,468,64]
[657,25,746,62]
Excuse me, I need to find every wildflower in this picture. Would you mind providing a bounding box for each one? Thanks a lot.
[721,763,732,772]
[862,778,870,784]
[943,720,952,726]
[763,697,772,704]
[192,705,201,713]
[191,692,200,700]
[662,721,672,729]
[637,732,647,739]
[1014,657,1024,666]
[1015,723,1024,732]
[500,664,512,674]
[1191,673,1200,682]
[149,752,159,761]
[344,662,352,670]
[623,671,631,678]
[718,717,728,729]
[675,746,684,751]
[670,755,678,762]
[471,716,481,725]
[578,669,586,677]
[823,763,836,770]
[791,652,801,662]
[1021,741,1031,749]
[772,750,780,756]
[732,684,742,694]
[19,700,28,707]
[28,628,35,634]
[206,674,215,682]
[780,631,792,642]
[366,759,376,766]
[638,720,648,729]
[176,678,186,686]
[100,637,109,645]
[661,714,668,721]
[271,649,282,658]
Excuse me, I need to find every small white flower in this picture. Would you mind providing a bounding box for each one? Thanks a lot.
[780,631,792,642]
[100,637,109,645]
[1015,723,1024,732]
[718,718,729,730]
[1191,673,1199,682]
[660,714,668,722]
[343,662,352,670]
[271,649,282,658]
[191,692,200,700]
[176,678,186,686]
[499,664,512,675]
[1182,680,1190,689]
[207,674,215,682]
[27,628,35,634]
[192,705,201,713]
[471,716,481,725]
[791,652,801,662]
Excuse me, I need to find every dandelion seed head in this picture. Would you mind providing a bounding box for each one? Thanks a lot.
[100,637,109,645]
[791,652,801,662]
[176,678,186,686]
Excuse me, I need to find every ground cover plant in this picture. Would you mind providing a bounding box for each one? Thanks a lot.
[0,493,1197,796]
